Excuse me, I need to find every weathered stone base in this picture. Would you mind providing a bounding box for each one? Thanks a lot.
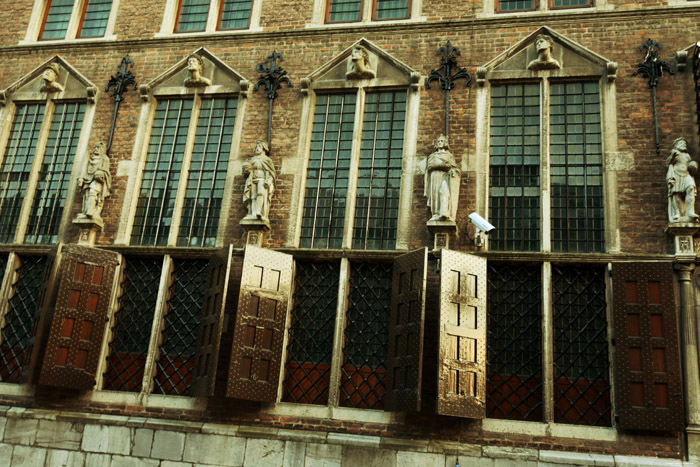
[0,407,694,466]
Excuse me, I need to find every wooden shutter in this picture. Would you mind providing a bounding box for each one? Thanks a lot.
[227,245,293,401]
[385,248,427,412]
[436,250,487,418]
[612,262,683,431]
[39,245,120,389]
[192,245,234,397]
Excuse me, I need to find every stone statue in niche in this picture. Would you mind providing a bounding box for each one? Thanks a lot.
[77,142,111,222]
[184,54,211,88]
[346,46,376,80]
[243,140,276,223]
[40,63,63,93]
[425,135,460,223]
[527,34,561,71]
[667,136,699,222]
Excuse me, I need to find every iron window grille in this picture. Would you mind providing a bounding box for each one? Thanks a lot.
[130,96,237,248]
[300,90,406,250]
[174,0,253,32]
[38,0,115,40]
[0,102,86,246]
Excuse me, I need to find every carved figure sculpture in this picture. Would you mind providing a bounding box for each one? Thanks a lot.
[78,142,111,222]
[527,34,561,71]
[425,135,460,222]
[243,141,276,222]
[184,54,211,87]
[667,137,699,222]
[40,63,64,93]
[346,46,376,80]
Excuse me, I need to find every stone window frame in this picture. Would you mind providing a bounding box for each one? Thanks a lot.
[158,0,263,35]
[308,0,425,27]
[23,0,120,43]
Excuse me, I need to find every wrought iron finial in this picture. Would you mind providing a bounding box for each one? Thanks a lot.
[255,51,292,147]
[104,56,137,154]
[634,39,673,158]
[426,41,471,136]
[634,39,673,88]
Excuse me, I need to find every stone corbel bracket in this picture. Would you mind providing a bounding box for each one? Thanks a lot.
[87,86,97,103]
[240,79,250,98]
[139,84,150,101]
[0,91,6,106]
[300,77,311,96]
[606,62,618,82]
[410,72,421,92]
[476,67,487,87]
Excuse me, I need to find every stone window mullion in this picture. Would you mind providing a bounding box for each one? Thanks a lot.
[541,78,551,252]
[327,257,350,407]
[342,88,364,249]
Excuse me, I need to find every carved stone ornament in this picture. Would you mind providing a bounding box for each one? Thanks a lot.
[76,141,111,224]
[667,137,699,223]
[346,46,376,80]
[184,54,211,88]
[425,135,460,224]
[527,34,561,71]
[241,140,276,229]
[40,63,64,93]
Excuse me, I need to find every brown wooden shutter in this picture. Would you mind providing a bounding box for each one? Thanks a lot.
[192,245,234,397]
[385,248,427,412]
[612,262,684,431]
[227,245,293,401]
[436,250,487,418]
[39,245,120,389]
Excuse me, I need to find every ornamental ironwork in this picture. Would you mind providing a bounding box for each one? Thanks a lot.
[426,41,472,136]
[105,56,137,153]
[255,51,292,148]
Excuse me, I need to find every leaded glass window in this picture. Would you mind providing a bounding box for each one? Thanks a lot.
[219,0,252,29]
[40,0,74,40]
[327,0,362,22]
[78,0,114,38]
[175,0,210,32]
[374,0,409,19]
[552,0,590,7]
[497,0,535,11]
[550,82,603,253]
[25,102,85,244]
[0,104,45,244]
[489,83,540,251]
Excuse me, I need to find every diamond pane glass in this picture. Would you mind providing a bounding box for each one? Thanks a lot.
[78,0,113,38]
[282,261,339,405]
[552,0,589,7]
[153,259,207,396]
[339,262,391,409]
[353,91,405,250]
[375,0,409,19]
[487,263,543,421]
[498,0,534,10]
[300,93,356,249]
[176,0,209,32]
[40,0,74,40]
[550,82,604,253]
[132,99,192,246]
[0,255,47,383]
[219,0,252,29]
[25,102,85,245]
[103,257,162,392]
[328,0,361,22]
[553,265,611,426]
[489,84,540,251]
[0,104,45,244]
[177,98,236,248]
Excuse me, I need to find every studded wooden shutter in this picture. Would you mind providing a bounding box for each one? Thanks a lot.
[39,245,120,389]
[385,248,427,412]
[192,245,234,397]
[612,262,683,431]
[227,245,293,401]
[436,250,487,418]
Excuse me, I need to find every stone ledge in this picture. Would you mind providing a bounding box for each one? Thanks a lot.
[143,418,202,433]
[327,432,380,448]
[379,436,429,452]
[427,439,481,457]
[201,422,239,436]
[540,450,614,466]
[613,455,696,467]
[237,425,279,439]
[482,445,538,461]
[276,428,327,443]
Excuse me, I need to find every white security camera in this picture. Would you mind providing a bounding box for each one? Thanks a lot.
[468,212,495,234]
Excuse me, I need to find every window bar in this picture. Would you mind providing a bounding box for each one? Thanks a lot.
[360,94,381,249]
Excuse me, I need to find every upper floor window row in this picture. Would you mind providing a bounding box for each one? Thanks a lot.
[35,0,117,40]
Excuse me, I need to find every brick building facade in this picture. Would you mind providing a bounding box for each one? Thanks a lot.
[0,0,698,465]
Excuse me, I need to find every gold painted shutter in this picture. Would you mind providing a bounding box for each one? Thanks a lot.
[227,245,293,401]
[385,248,427,412]
[612,262,684,431]
[39,245,120,389]
[192,245,234,397]
[436,250,487,418]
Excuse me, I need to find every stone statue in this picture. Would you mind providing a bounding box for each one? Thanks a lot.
[527,34,561,71]
[425,135,460,222]
[243,141,276,223]
[667,136,699,222]
[40,63,63,93]
[346,46,376,80]
[184,54,211,88]
[77,142,111,222]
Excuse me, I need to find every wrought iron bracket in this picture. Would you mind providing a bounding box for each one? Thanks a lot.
[426,41,472,136]
[633,39,673,157]
[105,56,137,154]
[255,51,292,148]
